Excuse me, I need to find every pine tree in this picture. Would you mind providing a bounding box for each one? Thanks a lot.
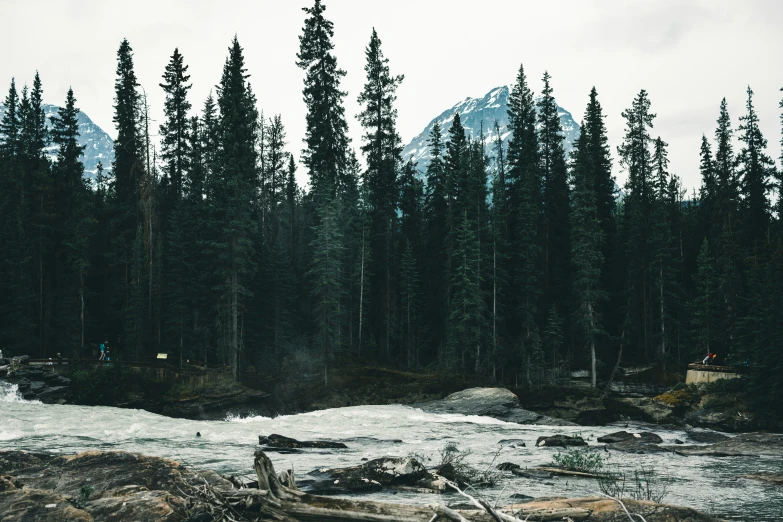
[737,86,774,248]
[109,38,143,353]
[618,89,656,360]
[213,36,259,377]
[357,28,404,359]
[297,0,350,200]
[698,135,717,241]
[159,47,192,204]
[649,137,679,368]
[537,72,570,317]
[422,121,449,359]
[506,64,541,375]
[488,121,509,379]
[1,79,20,158]
[570,105,608,386]
[714,98,739,234]
[51,88,93,352]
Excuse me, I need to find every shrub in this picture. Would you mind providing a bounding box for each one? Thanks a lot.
[433,443,501,487]
[671,382,686,391]
[550,448,605,474]
[597,465,669,503]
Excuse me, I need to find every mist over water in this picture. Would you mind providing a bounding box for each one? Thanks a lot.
[1,381,781,520]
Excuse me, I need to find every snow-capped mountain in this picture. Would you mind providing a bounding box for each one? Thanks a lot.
[403,85,580,172]
[0,103,114,181]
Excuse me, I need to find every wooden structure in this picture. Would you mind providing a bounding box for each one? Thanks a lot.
[685,363,742,384]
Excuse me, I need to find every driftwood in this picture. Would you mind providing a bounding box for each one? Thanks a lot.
[535,467,602,479]
[250,449,592,522]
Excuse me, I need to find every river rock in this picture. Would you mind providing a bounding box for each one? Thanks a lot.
[535,434,587,447]
[597,431,663,444]
[258,434,348,449]
[675,432,783,457]
[497,462,521,471]
[685,429,731,444]
[605,441,670,454]
[418,388,576,426]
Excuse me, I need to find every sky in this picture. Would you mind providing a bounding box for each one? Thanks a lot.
[1,0,782,191]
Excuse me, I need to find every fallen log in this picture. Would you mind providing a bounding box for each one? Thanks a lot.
[535,466,601,478]
[252,449,592,521]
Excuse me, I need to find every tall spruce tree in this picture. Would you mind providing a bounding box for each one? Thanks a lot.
[506,64,541,378]
[537,72,570,318]
[618,89,656,361]
[50,88,92,352]
[570,104,608,386]
[357,28,404,359]
[213,37,259,377]
[297,0,350,200]
[422,121,449,359]
[737,86,774,248]
[714,98,739,234]
[159,47,192,204]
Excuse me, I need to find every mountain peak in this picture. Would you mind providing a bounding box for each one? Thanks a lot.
[402,85,580,172]
[0,103,114,181]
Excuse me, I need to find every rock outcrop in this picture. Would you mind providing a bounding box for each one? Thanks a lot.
[675,432,783,457]
[418,388,576,426]
[258,434,348,450]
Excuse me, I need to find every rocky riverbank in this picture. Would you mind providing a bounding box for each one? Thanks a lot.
[3,354,780,432]
[0,449,719,522]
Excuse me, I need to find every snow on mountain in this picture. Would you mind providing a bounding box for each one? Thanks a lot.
[403,85,580,172]
[0,103,114,182]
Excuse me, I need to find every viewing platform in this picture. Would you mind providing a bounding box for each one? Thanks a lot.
[685,363,743,384]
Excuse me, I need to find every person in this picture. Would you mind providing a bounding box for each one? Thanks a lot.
[57,352,62,367]
[99,342,106,361]
[105,349,111,365]
[702,352,712,365]
[196,432,201,438]
[712,353,717,365]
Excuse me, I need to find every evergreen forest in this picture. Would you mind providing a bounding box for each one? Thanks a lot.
[1,0,782,409]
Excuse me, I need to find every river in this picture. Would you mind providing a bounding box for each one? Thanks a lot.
[1,381,781,520]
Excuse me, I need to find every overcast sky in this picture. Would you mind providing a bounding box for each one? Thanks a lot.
[2,0,782,190]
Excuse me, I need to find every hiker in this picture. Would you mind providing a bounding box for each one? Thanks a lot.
[99,341,106,361]
[702,352,712,365]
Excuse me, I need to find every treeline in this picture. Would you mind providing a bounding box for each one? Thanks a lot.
[0,1,781,405]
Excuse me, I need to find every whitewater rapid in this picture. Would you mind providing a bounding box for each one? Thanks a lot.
[1,381,781,520]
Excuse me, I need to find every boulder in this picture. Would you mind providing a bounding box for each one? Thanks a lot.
[535,435,587,447]
[258,434,348,449]
[597,431,663,444]
[685,429,731,444]
[498,438,526,447]
[418,388,576,426]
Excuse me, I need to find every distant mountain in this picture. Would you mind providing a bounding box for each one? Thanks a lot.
[402,85,580,173]
[0,103,114,181]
